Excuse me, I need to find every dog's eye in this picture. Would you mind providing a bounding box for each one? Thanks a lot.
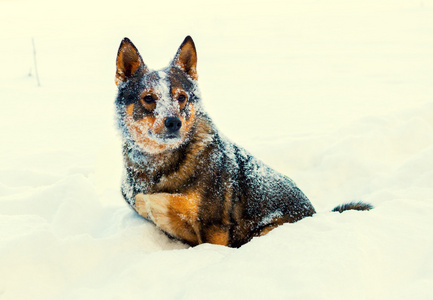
[143,95,155,104]
[178,94,186,103]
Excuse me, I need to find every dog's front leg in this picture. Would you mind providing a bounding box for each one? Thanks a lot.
[134,192,202,245]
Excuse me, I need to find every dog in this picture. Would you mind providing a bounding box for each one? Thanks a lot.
[114,36,372,247]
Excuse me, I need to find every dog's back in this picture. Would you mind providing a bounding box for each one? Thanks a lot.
[202,132,315,246]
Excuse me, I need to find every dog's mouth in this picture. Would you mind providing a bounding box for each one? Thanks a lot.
[148,130,182,145]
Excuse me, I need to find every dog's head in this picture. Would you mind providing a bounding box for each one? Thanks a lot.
[115,36,201,154]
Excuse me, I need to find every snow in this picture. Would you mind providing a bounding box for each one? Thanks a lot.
[1,0,433,299]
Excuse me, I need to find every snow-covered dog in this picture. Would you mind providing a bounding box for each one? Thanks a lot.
[114,36,371,247]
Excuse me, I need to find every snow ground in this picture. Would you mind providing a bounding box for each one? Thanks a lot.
[0,0,433,299]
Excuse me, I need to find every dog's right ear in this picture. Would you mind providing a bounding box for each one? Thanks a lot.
[171,36,198,80]
[115,38,148,86]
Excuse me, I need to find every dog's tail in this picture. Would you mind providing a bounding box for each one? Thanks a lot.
[332,201,373,213]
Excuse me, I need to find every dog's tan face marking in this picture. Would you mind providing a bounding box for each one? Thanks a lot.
[171,87,188,110]
[125,103,169,153]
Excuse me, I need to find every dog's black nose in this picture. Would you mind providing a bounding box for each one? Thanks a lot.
[164,117,182,132]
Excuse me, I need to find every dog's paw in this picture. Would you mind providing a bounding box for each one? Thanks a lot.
[134,193,171,227]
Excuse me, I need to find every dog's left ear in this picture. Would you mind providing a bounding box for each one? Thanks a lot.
[115,38,148,86]
[172,36,198,80]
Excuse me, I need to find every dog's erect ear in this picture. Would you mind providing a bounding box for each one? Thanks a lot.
[115,38,148,85]
[171,36,198,80]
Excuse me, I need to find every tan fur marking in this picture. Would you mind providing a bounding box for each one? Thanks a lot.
[258,216,289,237]
[171,87,188,110]
[259,225,279,236]
[206,229,229,246]
[125,104,173,153]
[149,117,166,136]
[182,105,196,134]
[134,191,202,245]
[126,103,135,117]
